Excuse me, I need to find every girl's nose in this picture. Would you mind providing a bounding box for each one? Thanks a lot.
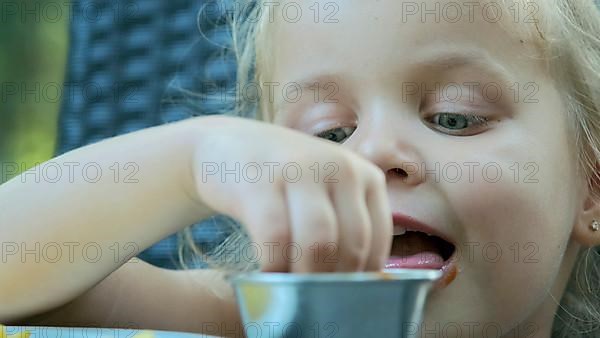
[351,129,425,187]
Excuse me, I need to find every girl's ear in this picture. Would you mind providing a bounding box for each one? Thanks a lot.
[574,161,600,247]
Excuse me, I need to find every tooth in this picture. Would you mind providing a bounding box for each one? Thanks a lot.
[394,227,407,236]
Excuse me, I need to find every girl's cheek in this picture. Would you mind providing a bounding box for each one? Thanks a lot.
[449,151,576,265]
[441,155,577,322]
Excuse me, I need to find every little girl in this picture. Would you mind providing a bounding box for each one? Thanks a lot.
[1,0,599,337]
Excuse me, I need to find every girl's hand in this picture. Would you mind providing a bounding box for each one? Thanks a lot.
[191,115,393,273]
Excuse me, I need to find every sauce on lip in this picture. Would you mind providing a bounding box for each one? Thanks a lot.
[434,263,459,288]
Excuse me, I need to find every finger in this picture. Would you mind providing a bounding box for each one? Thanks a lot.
[331,176,372,272]
[286,182,338,273]
[364,170,393,271]
[240,184,291,272]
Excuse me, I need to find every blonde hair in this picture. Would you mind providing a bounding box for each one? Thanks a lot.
[179,0,600,336]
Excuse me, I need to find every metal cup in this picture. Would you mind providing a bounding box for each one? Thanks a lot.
[232,268,442,338]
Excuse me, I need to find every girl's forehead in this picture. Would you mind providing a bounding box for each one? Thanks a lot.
[268,0,541,40]
[267,0,546,85]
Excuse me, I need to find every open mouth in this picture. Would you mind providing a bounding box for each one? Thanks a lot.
[387,230,456,269]
[385,213,460,288]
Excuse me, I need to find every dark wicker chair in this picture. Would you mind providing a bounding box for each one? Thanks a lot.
[56,0,242,269]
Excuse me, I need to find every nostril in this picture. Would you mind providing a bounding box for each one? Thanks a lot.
[389,168,408,178]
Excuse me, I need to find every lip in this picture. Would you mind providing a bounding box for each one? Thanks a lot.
[392,212,456,246]
[390,212,459,289]
[385,253,458,290]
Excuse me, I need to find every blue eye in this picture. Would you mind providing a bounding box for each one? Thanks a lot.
[429,113,489,135]
[315,126,356,143]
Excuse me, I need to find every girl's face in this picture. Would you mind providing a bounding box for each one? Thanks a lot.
[266,0,593,335]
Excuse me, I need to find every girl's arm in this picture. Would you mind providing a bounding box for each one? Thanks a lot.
[12,260,242,336]
[1,113,392,331]
[0,116,218,322]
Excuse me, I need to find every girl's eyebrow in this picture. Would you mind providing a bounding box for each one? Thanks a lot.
[409,49,518,87]
[286,74,344,94]
[272,73,344,112]
[273,49,518,115]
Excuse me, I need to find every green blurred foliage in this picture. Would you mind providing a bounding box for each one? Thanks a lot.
[0,0,68,182]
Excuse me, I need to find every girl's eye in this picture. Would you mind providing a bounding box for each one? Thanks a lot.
[427,112,490,135]
[314,126,357,143]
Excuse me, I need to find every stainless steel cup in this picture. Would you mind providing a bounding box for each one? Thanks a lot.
[232,268,442,338]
